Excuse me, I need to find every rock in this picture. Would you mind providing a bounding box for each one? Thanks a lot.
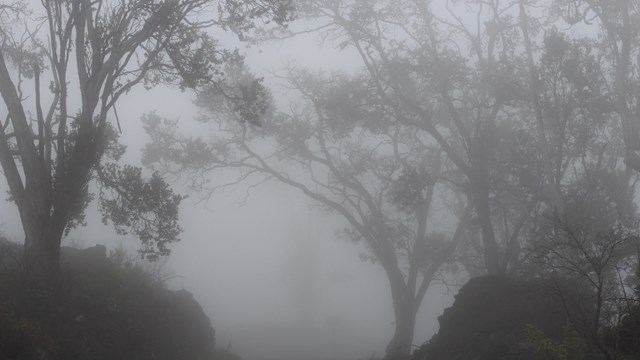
[1,243,222,360]
[61,244,110,272]
[136,288,217,359]
[410,276,571,360]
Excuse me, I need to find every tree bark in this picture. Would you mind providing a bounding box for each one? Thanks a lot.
[20,200,54,282]
[469,149,502,276]
[385,287,417,360]
[0,50,60,283]
[472,186,501,276]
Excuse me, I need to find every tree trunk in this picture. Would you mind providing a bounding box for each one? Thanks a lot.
[469,166,502,276]
[385,281,417,360]
[22,188,84,286]
[21,197,63,284]
[474,191,501,276]
[24,226,61,282]
[386,304,416,360]
[20,113,99,284]
[19,168,75,285]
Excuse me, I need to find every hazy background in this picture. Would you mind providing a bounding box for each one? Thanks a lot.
[0,22,454,360]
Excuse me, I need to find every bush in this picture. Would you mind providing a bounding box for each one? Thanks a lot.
[0,243,241,360]
[525,323,586,360]
[0,302,58,360]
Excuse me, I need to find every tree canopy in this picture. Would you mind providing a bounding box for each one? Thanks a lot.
[0,0,292,280]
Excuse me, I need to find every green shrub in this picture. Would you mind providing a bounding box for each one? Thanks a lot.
[526,323,586,360]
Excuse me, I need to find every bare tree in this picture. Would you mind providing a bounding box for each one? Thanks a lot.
[526,163,639,358]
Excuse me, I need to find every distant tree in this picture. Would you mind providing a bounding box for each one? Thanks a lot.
[0,0,292,284]
[529,221,638,358]
[525,161,639,358]
[277,0,630,278]
[274,0,551,276]
[549,1,640,172]
[143,69,471,359]
[602,261,640,357]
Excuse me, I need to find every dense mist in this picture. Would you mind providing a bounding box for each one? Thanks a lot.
[1,1,640,360]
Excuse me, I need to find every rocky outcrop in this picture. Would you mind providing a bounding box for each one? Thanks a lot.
[0,244,225,360]
[410,276,572,360]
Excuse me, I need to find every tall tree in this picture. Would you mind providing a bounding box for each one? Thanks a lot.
[0,0,292,282]
[277,0,634,277]
[551,0,640,172]
[281,0,545,275]
[144,69,471,359]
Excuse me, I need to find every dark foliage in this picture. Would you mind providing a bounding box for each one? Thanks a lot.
[0,241,237,360]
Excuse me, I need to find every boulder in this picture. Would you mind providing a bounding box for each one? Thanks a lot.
[411,276,571,360]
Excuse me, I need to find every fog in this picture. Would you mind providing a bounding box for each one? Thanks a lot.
[4,1,638,360]
[0,21,452,360]
[0,128,453,360]
[171,184,451,360]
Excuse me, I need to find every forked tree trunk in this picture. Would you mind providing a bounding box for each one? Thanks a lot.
[19,114,100,284]
[18,160,85,285]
